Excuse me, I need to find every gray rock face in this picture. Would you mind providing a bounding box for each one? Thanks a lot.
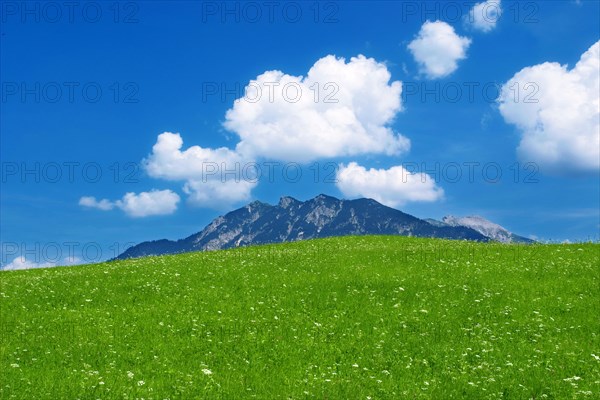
[115,194,499,260]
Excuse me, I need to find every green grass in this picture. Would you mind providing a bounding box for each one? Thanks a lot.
[1,236,599,399]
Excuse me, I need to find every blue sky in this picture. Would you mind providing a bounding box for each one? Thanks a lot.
[1,0,599,268]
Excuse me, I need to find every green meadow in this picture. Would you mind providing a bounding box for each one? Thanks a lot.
[1,236,598,399]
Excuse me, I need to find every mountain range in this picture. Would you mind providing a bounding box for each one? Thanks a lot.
[115,194,533,260]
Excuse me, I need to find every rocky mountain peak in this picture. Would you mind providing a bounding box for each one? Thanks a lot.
[245,200,268,211]
[313,193,339,203]
[278,196,301,209]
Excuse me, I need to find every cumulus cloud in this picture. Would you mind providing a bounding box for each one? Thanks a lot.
[79,189,180,217]
[498,40,600,173]
[143,132,256,208]
[142,54,411,208]
[115,190,180,217]
[335,162,444,208]
[2,256,53,271]
[91,55,415,210]
[79,196,114,211]
[183,180,255,208]
[224,54,410,163]
[407,20,472,79]
[2,256,81,271]
[144,132,246,180]
[466,0,502,32]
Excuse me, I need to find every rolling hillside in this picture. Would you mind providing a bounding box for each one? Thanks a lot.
[1,236,598,399]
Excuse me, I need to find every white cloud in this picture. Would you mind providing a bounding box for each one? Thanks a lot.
[2,256,81,271]
[466,0,502,33]
[79,196,114,211]
[144,132,246,181]
[335,162,444,208]
[115,190,180,218]
[498,40,600,173]
[183,180,255,208]
[143,132,256,208]
[407,20,472,79]
[2,256,53,270]
[143,55,411,207]
[96,55,416,209]
[224,54,410,163]
[79,189,180,217]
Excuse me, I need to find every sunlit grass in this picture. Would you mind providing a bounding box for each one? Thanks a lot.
[1,236,599,399]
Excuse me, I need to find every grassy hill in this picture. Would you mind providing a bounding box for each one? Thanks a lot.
[1,236,598,399]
